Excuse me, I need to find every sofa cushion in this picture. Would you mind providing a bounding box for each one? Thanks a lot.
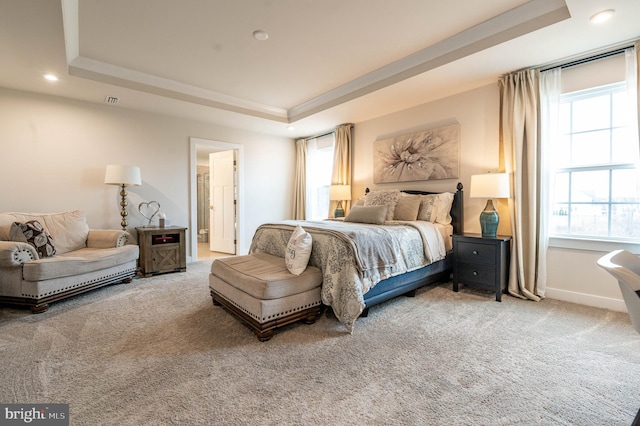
[0,214,18,240]
[9,221,56,259]
[210,253,322,300]
[0,211,89,254]
[39,211,89,254]
[21,245,139,282]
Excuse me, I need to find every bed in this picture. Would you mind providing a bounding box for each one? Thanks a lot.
[249,183,463,332]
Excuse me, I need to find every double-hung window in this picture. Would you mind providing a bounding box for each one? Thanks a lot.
[550,48,640,243]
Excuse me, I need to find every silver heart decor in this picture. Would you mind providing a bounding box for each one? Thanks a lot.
[138,201,161,226]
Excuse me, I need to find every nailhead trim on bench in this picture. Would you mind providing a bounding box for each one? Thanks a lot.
[222,294,322,323]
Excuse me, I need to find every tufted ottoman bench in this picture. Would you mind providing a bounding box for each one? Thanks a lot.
[209,253,323,341]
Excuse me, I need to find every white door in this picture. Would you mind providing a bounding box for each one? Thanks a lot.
[209,150,236,254]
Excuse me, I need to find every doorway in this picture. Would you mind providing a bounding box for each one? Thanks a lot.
[209,150,236,254]
[189,138,245,261]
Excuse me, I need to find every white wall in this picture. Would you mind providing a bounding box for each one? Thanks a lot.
[354,84,505,234]
[0,88,295,259]
[546,248,625,311]
[353,83,626,312]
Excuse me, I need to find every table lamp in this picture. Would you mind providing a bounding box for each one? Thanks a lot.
[105,165,142,230]
[329,184,351,218]
[470,173,510,238]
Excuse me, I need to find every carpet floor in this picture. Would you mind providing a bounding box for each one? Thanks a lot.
[1,260,639,425]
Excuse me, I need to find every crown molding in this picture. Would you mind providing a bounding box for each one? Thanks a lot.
[67,56,289,122]
[61,0,570,124]
[287,0,570,122]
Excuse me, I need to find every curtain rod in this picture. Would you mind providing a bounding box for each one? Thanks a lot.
[301,123,353,141]
[507,39,638,76]
[305,130,334,140]
[540,46,630,73]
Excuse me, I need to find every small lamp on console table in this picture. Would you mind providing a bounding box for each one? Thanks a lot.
[470,172,510,238]
[329,184,351,218]
[104,165,142,230]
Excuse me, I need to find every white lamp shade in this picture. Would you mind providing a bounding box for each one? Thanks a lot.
[470,173,510,199]
[104,165,141,186]
[329,184,351,201]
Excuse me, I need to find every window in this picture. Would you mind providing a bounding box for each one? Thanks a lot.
[305,133,335,220]
[550,55,640,241]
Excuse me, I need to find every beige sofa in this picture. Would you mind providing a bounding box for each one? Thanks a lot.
[0,210,139,313]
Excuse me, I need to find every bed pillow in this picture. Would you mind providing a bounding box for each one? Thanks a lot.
[285,225,312,275]
[393,194,422,221]
[364,190,401,221]
[9,220,56,259]
[433,192,455,225]
[417,194,437,222]
[344,205,388,225]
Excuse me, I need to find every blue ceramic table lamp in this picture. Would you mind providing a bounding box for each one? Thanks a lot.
[470,173,510,238]
[329,184,351,218]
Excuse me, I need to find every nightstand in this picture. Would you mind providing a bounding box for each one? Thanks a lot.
[452,233,511,301]
[136,226,187,277]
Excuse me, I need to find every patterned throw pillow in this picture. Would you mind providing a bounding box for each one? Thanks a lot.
[285,225,312,275]
[9,220,56,259]
[364,190,401,221]
[417,194,437,222]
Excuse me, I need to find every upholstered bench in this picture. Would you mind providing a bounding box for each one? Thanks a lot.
[209,253,323,341]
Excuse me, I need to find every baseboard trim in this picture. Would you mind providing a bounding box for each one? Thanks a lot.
[545,287,627,313]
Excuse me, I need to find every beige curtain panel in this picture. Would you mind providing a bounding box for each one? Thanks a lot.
[329,123,353,217]
[499,69,546,302]
[292,139,307,220]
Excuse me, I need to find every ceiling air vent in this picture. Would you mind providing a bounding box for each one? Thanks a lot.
[105,96,119,105]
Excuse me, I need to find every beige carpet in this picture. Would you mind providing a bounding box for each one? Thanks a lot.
[1,260,639,425]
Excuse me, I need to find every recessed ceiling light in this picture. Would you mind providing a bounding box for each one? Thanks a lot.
[44,74,58,81]
[253,30,269,41]
[287,125,295,131]
[589,9,615,24]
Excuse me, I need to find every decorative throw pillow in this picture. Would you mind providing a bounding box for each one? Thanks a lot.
[9,220,56,259]
[344,205,388,225]
[417,194,437,222]
[364,190,401,221]
[393,194,422,221]
[285,225,312,275]
[433,192,455,224]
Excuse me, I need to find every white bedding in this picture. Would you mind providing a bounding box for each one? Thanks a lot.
[437,223,454,251]
[388,220,453,251]
[250,219,450,332]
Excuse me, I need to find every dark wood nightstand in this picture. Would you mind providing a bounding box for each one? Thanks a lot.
[452,233,511,301]
[136,226,187,277]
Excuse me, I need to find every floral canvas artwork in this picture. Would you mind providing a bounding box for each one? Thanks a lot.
[373,123,459,183]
